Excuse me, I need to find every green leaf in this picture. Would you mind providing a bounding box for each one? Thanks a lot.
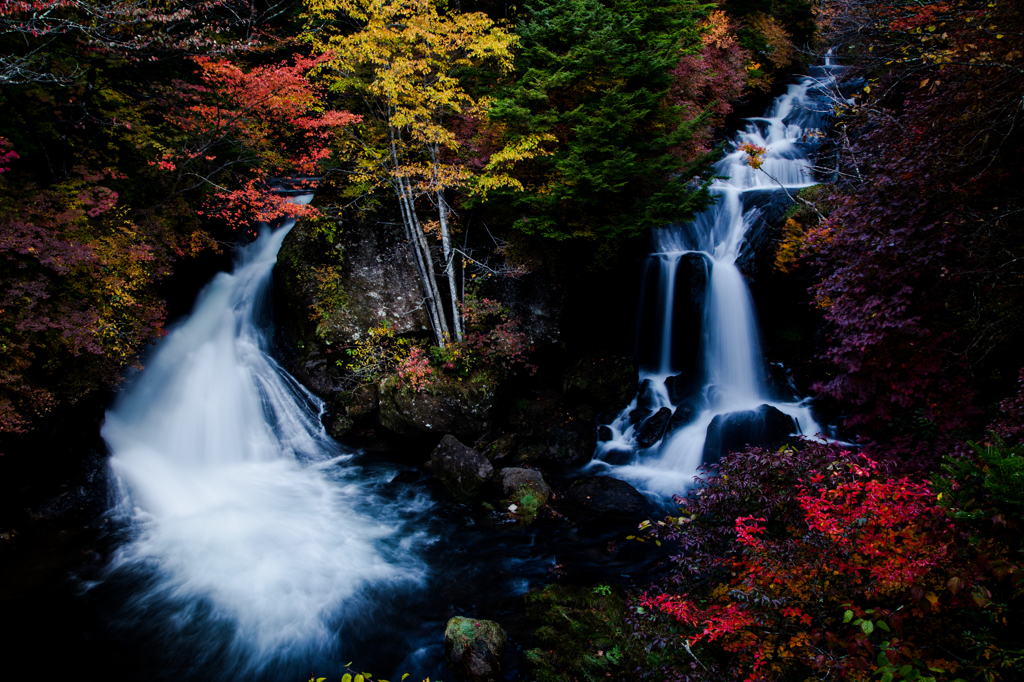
[861,620,874,635]
[881,674,893,682]
[343,675,353,682]
[844,610,854,623]
[877,621,891,633]
[402,675,411,681]
[878,653,889,667]
[900,665,914,677]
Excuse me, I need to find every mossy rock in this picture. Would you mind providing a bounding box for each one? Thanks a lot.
[444,616,507,682]
[378,370,496,440]
[500,467,552,525]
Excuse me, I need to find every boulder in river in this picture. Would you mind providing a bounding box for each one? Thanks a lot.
[664,369,700,405]
[444,616,508,682]
[667,404,698,433]
[500,468,552,524]
[702,404,797,466]
[629,407,652,425]
[431,435,495,502]
[635,406,672,448]
[567,476,649,520]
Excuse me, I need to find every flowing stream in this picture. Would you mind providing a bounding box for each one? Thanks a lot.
[591,59,842,496]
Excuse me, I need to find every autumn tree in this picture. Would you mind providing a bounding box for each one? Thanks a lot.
[303,0,543,347]
[154,54,361,228]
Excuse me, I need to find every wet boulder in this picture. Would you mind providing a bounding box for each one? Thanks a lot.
[567,477,649,520]
[702,404,797,466]
[636,379,657,410]
[325,383,380,438]
[500,468,553,524]
[444,616,508,682]
[629,407,652,425]
[378,371,495,440]
[597,448,633,466]
[635,407,672,448]
[668,404,698,433]
[431,435,495,502]
[597,425,613,442]
[664,369,700,405]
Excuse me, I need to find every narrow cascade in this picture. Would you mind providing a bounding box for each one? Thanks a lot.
[102,201,423,672]
[593,59,842,496]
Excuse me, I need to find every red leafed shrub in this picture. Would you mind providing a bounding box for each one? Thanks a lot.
[158,54,359,228]
[634,442,1022,681]
[397,346,433,392]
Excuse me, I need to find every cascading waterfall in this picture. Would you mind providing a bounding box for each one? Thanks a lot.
[592,60,841,496]
[102,200,424,673]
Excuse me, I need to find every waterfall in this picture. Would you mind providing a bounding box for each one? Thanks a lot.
[102,202,423,672]
[592,62,841,496]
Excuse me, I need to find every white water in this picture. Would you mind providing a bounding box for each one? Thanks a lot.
[592,62,842,496]
[103,204,423,668]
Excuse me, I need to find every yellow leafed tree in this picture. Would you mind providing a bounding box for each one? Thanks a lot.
[304,0,548,346]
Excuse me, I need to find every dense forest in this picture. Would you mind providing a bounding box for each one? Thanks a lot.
[1,0,1022,680]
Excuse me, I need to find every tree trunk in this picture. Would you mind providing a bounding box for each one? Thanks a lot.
[437,188,463,342]
[388,128,449,346]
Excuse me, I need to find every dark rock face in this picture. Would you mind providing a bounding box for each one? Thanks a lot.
[597,425,613,442]
[539,421,597,465]
[636,252,708,371]
[378,373,495,440]
[702,404,797,466]
[444,616,508,682]
[563,353,639,412]
[567,477,649,519]
[635,406,672,448]
[430,435,495,502]
[480,270,564,346]
[277,213,428,346]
